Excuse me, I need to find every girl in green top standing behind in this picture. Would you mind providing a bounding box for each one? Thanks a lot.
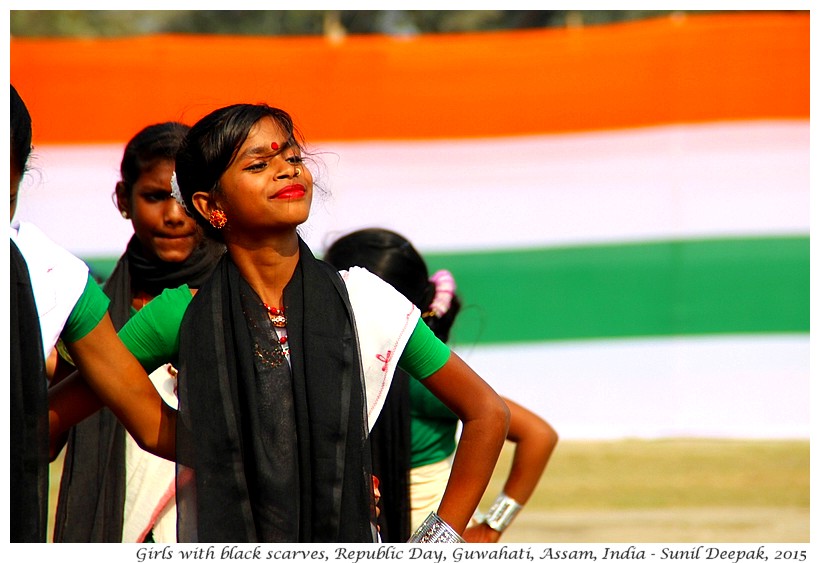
[51,102,510,543]
[53,122,224,543]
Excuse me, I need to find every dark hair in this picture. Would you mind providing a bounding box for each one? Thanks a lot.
[11,84,32,176]
[323,228,461,342]
[175,103,304,238]
[119,122,190,201]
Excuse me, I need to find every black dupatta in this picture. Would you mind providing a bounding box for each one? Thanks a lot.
[10,240,48,542]
[176,238,377,542]
[54,235,223,542]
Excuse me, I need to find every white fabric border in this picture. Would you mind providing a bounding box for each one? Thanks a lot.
[342,266,421,431]
[9,219,90,357]
[122,364,178,543]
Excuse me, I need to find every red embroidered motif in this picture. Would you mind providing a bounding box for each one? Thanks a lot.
[376,350,393,373]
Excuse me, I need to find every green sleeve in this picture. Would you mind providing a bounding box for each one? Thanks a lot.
[117,285,193,372]
[397,317,452,380]
[61,275,110,343]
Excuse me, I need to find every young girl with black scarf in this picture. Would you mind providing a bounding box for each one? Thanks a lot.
[49,102,510,543]
[53,122,224,543]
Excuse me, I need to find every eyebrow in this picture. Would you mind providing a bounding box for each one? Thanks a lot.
[238,144,274,160]
[238,137,296,160]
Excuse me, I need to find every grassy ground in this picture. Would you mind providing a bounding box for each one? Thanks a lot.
[477,439,810,543]
[49,438,810,543]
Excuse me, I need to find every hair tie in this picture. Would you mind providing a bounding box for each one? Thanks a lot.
[427,270,456,318]
[170,171,189,213]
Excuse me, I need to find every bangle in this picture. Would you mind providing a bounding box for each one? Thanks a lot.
[470,508,485,527]
[407,512,465,543]
[484,492,523,532]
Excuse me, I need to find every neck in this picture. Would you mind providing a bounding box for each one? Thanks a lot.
[225,231,301,307]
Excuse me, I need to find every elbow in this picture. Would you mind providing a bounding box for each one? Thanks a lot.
[130,429,158,457]
[132,431,172,462]
[541,420,559,451]
[496,397,512,440]
[49,435,67,462]
[134,404,176,462]
[530,420,559,459]
[469,394,509,446]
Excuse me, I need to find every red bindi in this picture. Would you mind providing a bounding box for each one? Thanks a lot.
[271,142,279,150]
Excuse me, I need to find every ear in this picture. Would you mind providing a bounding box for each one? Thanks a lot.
[191,191,217,222]
[114,181,130,217]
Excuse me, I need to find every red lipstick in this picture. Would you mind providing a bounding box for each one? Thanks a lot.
[272,184,306,199]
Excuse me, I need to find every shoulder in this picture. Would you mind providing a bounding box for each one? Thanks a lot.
[121,285,193,344]
[10,220,89,285]
[339,266,421,356]
[340,266,404,301]
[10,220,90,351]
[131,284,194,334]
[154,284,195,311]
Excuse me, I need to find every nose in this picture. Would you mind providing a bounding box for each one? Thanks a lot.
[275,162,301,181]
[164,197,188,225]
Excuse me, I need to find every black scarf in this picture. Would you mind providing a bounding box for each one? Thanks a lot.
[369,371,412,542]
[10,240,48,542]
[54,235,224,542]
[175,238,377,542]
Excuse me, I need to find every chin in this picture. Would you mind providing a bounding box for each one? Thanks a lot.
[153,247,196,263]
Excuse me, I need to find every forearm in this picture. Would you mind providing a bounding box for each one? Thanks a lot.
[62,314,177,461]
[436,405,508,533]
[419,350,510,535]
[502,403,558,504]
[48,372,103,459]
[465,401,558,542]
[75,357,176,461]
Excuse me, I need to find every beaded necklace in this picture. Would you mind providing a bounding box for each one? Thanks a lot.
[262,302,288,345]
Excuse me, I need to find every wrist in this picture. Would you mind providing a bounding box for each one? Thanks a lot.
[483,492,523,533]
[408,512,465,543]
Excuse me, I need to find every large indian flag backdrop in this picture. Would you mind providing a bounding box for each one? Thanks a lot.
[11,12,809,439]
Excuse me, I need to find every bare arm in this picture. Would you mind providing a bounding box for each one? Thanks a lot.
[419,350,510,535]
[499,398,558,504]
[48,312,176,461]
[47,371,101,460]
[463,397,558,542]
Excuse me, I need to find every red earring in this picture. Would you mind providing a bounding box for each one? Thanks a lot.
[209,209,227,229]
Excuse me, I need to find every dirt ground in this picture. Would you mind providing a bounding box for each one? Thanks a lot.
[47,439,810,544]
[497,507,809,543]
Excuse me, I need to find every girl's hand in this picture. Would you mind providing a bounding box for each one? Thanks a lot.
[462,522,502,543]
[373,475,382,522]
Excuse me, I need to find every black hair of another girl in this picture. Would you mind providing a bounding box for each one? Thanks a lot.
[323,228,461,343]
[11,84,33,176]
[174,103,303,238]
[119,122,190,200]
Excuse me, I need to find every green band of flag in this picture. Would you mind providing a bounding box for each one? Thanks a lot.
[424,236,809,344]
[84,236,808,345]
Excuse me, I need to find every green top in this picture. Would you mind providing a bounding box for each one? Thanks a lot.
[62,275,111,343]
[117,282,460,469]
[117,284,450,380]
[409,375,459,468]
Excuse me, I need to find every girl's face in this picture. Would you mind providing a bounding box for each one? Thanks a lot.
[212,117,312,237]
[118,159,200,262]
